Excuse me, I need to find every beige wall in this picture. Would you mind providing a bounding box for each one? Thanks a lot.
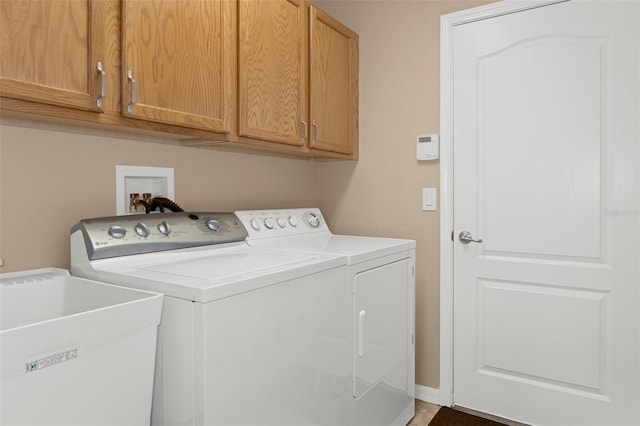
[313,0,495,389]
[0,120,317,272]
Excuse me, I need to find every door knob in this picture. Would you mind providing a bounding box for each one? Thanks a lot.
[459,231,483,244]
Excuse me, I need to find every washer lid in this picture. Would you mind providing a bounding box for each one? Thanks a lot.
[246,234,415,265]
[89,244,345,302]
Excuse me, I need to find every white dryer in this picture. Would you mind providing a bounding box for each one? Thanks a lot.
[70,212,351,426]
[235,208,416,426]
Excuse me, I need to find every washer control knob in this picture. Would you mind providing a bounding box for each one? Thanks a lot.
[205,219,221,233]
[276,217,286,228]
[108,225,127,239]
[306,213,320,228]
[157,221,171,236]
[288,216,297,227]
[134,222,150,237]
[250,218,261,231]
[264,218,275,230]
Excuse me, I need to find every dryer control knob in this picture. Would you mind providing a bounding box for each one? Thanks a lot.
[108,225,127,239]
[250,218,261,231]
[288,216,297,227]
[306,213,320,228]
[264,218,276,230]
[205,219,221,233]
[158,221,171,236]
[277,217,286,228]
[134,222,150,237]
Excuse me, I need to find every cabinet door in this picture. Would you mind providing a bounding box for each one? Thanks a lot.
[354,259,410,398]
[122,0,234,133]
[309,7,358,156]
[0,0,103,112]
[238,0,307,146]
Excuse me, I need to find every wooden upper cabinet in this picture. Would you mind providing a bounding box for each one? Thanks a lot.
[1,0,357,158]
[238,0,307,146]
[121,0,235,133]
[238,1,358,157]
[0,0,104,112]
[309,6,358,156]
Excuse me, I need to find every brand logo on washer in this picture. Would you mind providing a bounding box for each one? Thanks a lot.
[26,349,77,372]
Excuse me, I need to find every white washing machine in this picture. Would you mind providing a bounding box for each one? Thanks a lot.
[235,208,416,426]
[70,212,352,426]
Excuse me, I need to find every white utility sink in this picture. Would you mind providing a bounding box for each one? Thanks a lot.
[1,268,163,426]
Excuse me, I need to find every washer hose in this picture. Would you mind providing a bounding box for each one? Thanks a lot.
[137,197,184,213]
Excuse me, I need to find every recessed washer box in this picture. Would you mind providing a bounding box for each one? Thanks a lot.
[115,165,174,215]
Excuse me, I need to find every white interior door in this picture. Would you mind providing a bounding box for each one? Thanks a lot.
[451,1,639,424]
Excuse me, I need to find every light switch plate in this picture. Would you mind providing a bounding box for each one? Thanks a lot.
[422,188,437,211]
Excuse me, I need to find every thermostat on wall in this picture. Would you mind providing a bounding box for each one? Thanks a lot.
[417,134,439,160]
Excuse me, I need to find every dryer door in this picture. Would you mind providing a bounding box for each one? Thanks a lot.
[354,258,410,398]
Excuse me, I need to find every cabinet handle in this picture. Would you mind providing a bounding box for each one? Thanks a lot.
[127,70,137,113]
[312,120,319,146]
[301,117,308,145]
[96,62,106,110]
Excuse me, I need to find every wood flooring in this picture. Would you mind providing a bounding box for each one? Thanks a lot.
[408,399,441,425]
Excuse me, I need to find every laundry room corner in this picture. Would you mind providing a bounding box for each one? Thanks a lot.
[312,0,497,395]
[0,0,498,414]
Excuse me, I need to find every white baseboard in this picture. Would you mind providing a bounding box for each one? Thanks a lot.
[414,385,440,405]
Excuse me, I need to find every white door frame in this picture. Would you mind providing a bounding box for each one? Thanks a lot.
[438,0,570,407]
